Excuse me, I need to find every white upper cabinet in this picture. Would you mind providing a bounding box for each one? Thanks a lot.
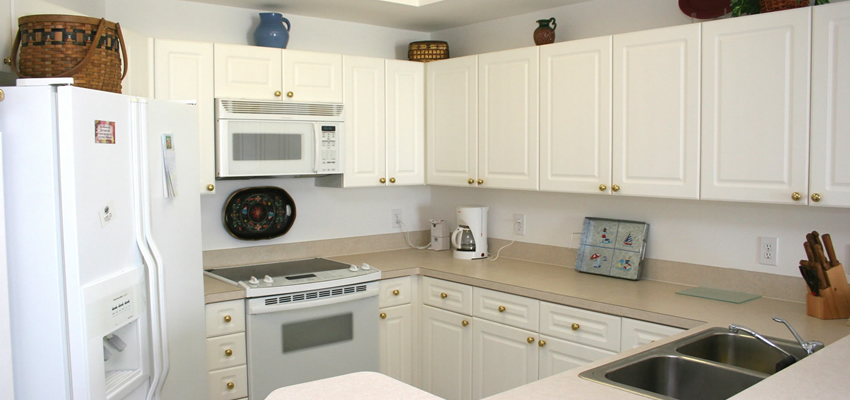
[478,47,539,191]
[386,59,425,186]
[810,2,850,207]
[153,39,216,195]
[540,36,612,195]
[612,24,701,200]
[0,0,11,74]
[213,44,342,103]
[426,55,479,187]
[342,55,386,187]
[700,8,811,205]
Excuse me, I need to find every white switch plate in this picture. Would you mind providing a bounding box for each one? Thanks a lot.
[759,237,778,266]
[513,214,526,236]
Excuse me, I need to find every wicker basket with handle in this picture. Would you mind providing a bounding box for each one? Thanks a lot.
[758,0,809,12]
[408,41,449,62]
[10,15,128,93]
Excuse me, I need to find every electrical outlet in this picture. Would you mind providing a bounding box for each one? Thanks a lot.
[759,237,778,266]
[392,209,402,229]
[513,214,526,236]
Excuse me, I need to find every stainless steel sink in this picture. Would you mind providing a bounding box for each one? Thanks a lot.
[580,327,813,400]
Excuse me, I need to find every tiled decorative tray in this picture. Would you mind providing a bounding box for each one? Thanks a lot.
[575,217,649,281]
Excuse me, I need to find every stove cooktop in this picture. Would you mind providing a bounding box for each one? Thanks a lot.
[205,258,381,298]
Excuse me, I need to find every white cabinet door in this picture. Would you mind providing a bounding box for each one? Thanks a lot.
[213,43,281,100]
[342,55,386,187]
[0,0,11,74]
[472,318,538,399]
[421,305,472,400]
[538,334,615,380]
[379,304,413,385]
[386,59,425,186]
[478,47,539,191]
[283,49,343,103]
[701,8,811,204]
[620,318,684,351]
[540,36,612,195]
[426,56,479,187]
[810,2,850,208]
[154,39,216,195]
[612,24,700,199]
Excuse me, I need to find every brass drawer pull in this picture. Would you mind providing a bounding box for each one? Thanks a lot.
[223,315,232,323]
[498,306,506,313]
[224,349,233,357]
[392,289,400,296]
[440,293,448,299]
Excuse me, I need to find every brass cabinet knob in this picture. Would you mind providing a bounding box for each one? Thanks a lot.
[0,89,4,102]
[206,184,215,191]
[389,177,396,183]
[527,337,535,344]
[392,289,400,296]
[440,293,448,299]
[612,185,620,192]
[274,90,282,97]
[538,340,546,347]
[792,192,802,201]
[468,178,474,185]
[478,179,484,185]
[811,193,822,202]
[462,320,469,327]
[225,349,233,357]
[380,313,387,319]
[380,177,386,184]
[599,184,606,191]
[2,58,10,66]
[571,323,580,331]
[223,315,232,323]
[498,306,506,313]
[287,91,294,98]
[226,382,235,390]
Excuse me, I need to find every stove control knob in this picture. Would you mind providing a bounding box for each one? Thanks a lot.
[248,276,259,285]
[349,265,359,272]
[361,263,372,270]
[263,275,274,283]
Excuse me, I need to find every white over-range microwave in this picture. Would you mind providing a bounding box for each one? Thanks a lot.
[215,98,344,178]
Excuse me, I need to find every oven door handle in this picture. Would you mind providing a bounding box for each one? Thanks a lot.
[248,286,378,315]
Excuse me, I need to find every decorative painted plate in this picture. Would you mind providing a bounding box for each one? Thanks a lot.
[679,0,731,19]
[223,186,296,240]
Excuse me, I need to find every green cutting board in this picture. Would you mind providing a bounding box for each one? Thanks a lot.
[676,287,761,304]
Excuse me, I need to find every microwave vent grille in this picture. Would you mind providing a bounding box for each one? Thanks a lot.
[220,99,343,117]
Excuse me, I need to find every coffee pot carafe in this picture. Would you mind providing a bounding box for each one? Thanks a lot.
[452,206,488,260]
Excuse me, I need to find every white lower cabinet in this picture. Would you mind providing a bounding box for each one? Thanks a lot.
[472,318,538,399]
[205,300,248,400]
[379,304,413,384]
[538,334,616,380]
[620,317,684,351]
[421,305,473,400]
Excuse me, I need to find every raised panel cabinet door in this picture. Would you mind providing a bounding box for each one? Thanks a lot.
[386,59,425,186]
[0,0,10,74]
[811,2,850,208]
[621,318,684,351]
[154,39,216,195]
[472,287,539,332]
[213,43,281,100]
[538,334,616,380]
[342,55,386,187]
[471,318,538,399]
[379,304,413,385]
[701,8,811,204]
[378,276,412,308]
[478,47,539,191]
[612,24,700,199]
[540,36,612,194]
[426,56,479,187]
[420,306,472,400]
[539,302,621,353]
[283,49,343,103]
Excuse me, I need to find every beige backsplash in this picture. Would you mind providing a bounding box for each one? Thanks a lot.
[203,232,807,303]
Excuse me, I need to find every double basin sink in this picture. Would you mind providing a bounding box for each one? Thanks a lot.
[580,327,809,400]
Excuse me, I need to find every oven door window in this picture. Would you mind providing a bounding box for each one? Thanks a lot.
[281,313,353,353]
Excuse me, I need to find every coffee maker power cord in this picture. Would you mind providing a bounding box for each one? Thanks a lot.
[398,219,432,250]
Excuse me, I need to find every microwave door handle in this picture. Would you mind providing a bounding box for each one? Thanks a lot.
[313,123,321,173]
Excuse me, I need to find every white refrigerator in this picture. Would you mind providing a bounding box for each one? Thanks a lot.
[0,83,208,400]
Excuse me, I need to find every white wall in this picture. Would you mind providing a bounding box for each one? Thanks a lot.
[201,178,431,250]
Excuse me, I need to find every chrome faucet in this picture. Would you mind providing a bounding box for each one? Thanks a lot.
[772,317,824,355]
[728,324,798,360]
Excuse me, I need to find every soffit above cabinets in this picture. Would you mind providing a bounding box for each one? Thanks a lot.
[181,0,591,32]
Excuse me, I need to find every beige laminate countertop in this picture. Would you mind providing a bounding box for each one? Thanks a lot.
[203,249,850,400]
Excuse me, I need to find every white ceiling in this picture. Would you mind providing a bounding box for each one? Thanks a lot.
[182,0,592,32]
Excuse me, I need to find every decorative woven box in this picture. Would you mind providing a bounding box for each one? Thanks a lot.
[408,41,449,62]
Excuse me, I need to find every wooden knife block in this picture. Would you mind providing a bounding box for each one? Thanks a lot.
[806,264,850,319]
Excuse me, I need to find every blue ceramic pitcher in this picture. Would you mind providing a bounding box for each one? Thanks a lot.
[254,12,290,48]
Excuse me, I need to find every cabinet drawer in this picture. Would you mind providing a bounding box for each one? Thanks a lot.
[208,365,248,400]
[539,302,621,352]
[205,300,245,338]
[422,277,472,315]
[472,287,539,331]
[206,332,247,371]
[538,334,616,380]
[379,276,412,308]
[621,318,684,351]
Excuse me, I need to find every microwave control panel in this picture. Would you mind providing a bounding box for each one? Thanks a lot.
[318,125,341,173]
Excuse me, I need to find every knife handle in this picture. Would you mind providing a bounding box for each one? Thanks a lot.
[822,234,839,267]
[814,244,832,289]
[804,242,816,264]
